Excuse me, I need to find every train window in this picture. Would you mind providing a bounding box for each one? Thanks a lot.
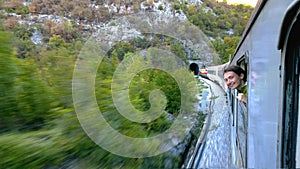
[237,55,248,98]
[237,56,248,105]
[237,55,248,77]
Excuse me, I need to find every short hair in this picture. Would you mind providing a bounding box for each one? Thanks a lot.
[223,65,247,82]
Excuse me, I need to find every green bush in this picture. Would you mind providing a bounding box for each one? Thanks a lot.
[0,31,55,132]
[0,130,66,169]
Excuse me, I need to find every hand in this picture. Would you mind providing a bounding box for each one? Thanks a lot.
[237,93,247,103]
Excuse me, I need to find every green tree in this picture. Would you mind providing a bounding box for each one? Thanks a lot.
[170,42,186,61]
[108,41,135,60]
[0,31,55,132]
[211,36,239,63]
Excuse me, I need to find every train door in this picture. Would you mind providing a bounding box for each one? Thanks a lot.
[280,8,300,169]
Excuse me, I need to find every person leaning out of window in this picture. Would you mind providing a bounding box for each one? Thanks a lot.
[223,65,247,104]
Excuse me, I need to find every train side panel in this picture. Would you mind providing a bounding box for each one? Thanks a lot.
[206,63,228,90]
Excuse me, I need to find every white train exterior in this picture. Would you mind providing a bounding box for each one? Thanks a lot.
[207,0,300,168]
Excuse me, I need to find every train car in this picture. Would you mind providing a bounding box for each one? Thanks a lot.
[208,0,300,168]
[199,68,209,79]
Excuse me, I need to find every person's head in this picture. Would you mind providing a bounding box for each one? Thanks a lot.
[223,65,246,90]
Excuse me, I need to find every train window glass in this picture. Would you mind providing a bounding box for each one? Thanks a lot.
[237,57,248,77]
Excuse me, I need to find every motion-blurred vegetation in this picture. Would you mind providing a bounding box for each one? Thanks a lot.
[0,30,207,168]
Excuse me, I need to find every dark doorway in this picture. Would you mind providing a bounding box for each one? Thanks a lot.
[281,13,300,169]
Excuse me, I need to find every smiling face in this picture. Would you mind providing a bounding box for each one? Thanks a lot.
[224,71,244,90]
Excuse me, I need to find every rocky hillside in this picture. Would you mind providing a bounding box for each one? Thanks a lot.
[1,0,253,64]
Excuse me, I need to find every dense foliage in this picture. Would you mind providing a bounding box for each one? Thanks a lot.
[0,30,206,168]
[181,0,253,63]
